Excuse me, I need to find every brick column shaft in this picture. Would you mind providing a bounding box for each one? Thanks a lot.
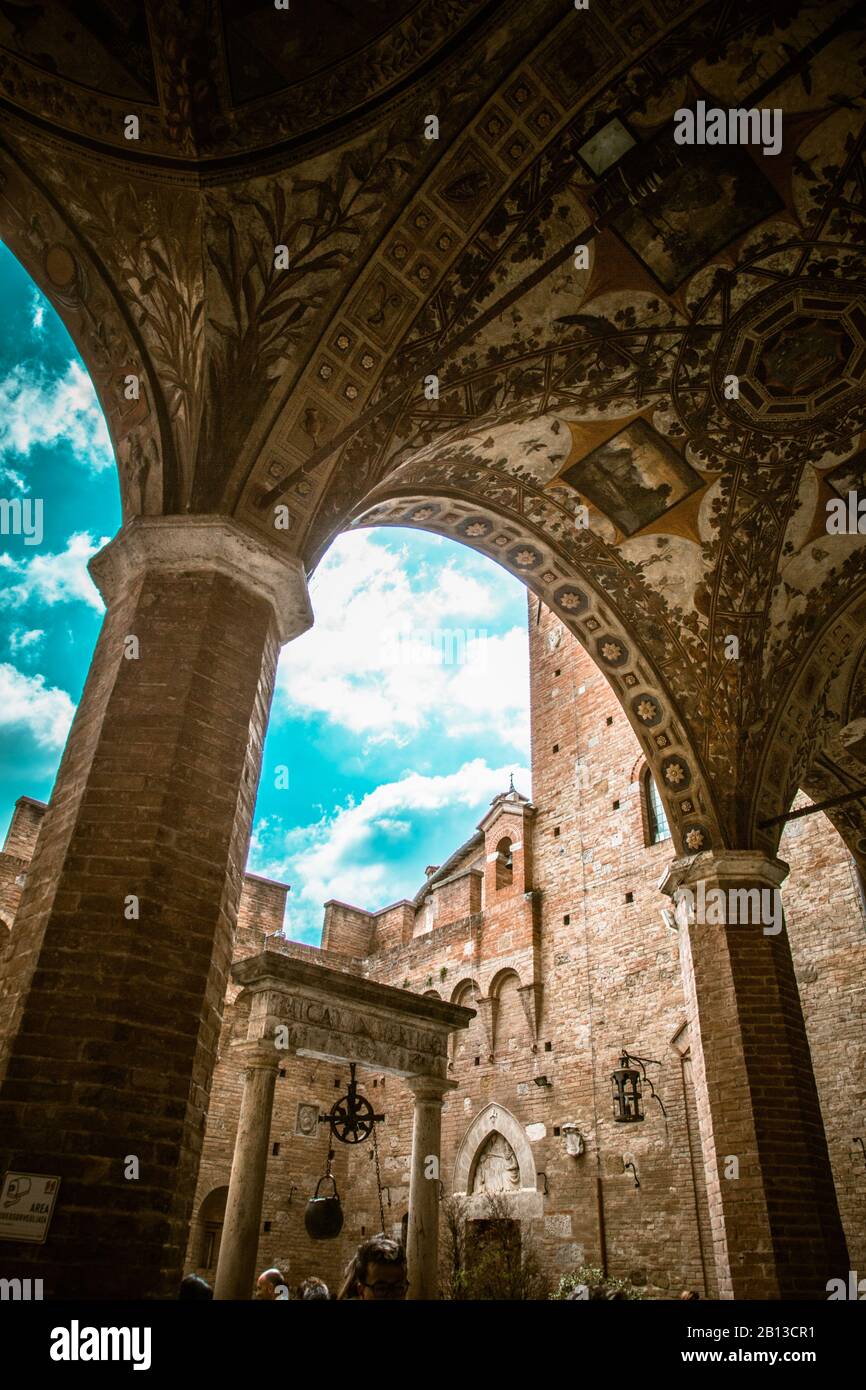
[0,519,308,1298]
[662,851,849,1299]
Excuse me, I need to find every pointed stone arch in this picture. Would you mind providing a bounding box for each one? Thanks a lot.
[453,1103,542,1218]
[333,488,720,860]
[0,139,172,516]
[751,586,866,867]
[190,1184,229,1274]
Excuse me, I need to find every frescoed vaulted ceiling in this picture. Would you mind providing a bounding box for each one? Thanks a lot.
[0,0,864,864]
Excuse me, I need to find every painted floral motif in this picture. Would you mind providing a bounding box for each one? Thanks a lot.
[664,761,687,785]
[685,829,705,850]
[558,590,584,611]
[601,641,623,663]
[637,699,658,722]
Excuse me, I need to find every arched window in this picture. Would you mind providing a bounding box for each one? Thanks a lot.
[495,837,513,890]
[644,769,671,845]
[194,1186,228,1273]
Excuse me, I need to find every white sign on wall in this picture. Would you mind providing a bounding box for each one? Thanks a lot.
[0,1172,61,1243]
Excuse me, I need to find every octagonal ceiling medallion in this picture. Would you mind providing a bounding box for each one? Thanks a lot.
[717,281,866,433]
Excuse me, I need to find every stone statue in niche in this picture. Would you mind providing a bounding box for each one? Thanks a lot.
[471,1131,520,1193]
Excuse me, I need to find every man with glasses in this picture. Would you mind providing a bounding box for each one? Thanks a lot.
[338,1234,408,1300]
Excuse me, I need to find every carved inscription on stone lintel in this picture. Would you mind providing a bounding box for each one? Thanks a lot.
[261,991,447,1077]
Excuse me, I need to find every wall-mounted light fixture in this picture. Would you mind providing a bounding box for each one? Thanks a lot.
[612,1050,666,1123]
[622,1157,640,1189]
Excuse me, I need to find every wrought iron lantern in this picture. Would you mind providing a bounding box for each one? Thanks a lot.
[612,1050,666,1124]
[612,1053,644,1123]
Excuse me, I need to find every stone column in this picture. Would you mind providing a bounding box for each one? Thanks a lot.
[0,516,311,1299]
[406,1074,456,1300]
[213,1040,280,1301]
[660,850,849,1300]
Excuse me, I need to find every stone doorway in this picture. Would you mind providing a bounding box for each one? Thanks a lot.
[465,1217,522,1292]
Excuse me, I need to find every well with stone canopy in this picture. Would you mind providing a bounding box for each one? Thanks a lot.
[212,953,473,1300]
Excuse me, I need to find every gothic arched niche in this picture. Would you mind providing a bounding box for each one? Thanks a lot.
[450,978,484,1066]
[470,1131,521,1195]
[453,1102,539,1209]
[192,1184,228,1273]
[489,968,527,1055]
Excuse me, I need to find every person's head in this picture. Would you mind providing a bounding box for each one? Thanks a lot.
[339,1234,407,1301]
[296,1276,330,1301]
[256,1267,289,1300]
[178,1273,213,1301]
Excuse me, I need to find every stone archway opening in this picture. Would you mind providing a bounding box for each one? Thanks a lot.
[191,1185,229,1278]
[334,509,719,863]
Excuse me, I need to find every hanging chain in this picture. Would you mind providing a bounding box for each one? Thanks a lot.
[372,1121,386,1233]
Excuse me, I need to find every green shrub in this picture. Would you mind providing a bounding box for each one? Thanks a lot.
[550,1265,646,1301]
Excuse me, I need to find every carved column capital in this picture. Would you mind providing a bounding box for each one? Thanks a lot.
[658,849,789,899]
[229,1038,283,1074]
[406,1074,458,1105]
[89,515,313,643]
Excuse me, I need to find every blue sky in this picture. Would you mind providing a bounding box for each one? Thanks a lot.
[0,242,530,943]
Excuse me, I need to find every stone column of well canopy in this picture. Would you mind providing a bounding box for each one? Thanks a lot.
[213,1040,281,1301]
[406,1074,457,1300]
[659,850,849,1300]
[0,516,311,1299]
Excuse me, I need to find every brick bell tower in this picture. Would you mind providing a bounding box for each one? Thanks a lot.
[526,592,587,868]
[475,778,542,1047]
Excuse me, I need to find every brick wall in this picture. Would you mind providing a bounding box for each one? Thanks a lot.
[300,597,863,1295]
[322,900,375,957]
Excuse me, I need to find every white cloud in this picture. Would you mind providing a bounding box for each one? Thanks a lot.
[0,360,113,470]
[1,532,107,612]
[0,465,26,491]
[250,757,530,938]
[30,290,46,332]
[275,531,529,751]
[0,662,75,750]
[8,627,45,657]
